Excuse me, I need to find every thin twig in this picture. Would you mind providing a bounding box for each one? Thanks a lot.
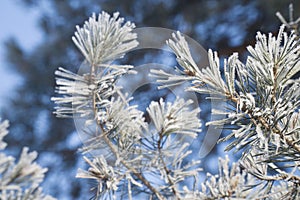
[102,131,166,200]
[228,93,300,153]
[157,132,181,200]
[92,85,165,200]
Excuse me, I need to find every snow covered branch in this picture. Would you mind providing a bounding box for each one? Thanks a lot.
[0,120,55,200]
[51,6,300,199]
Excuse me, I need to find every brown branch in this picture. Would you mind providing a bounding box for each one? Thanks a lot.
[88,73,165,199]
[102,131,165,200]
[227,93,300,153]
[157,132,181,200]
[271,63,278,105]
[252,168,300,183]
[91,88,165,199]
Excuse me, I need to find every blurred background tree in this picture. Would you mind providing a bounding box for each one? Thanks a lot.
[2,0,300,199]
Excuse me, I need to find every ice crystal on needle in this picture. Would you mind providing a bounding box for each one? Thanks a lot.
[72,12,138,66]
[147,98,201,138]
[50,6,300,200]
[0,120,55,200]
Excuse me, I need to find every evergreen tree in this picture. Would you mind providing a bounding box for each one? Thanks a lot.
[51,6,300,199]
[2,0,300,198]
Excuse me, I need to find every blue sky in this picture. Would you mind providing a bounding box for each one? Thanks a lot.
[0,0,42,109]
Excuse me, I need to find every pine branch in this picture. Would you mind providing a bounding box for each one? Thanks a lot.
[0,120,55,200]
[51,5,300,199]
